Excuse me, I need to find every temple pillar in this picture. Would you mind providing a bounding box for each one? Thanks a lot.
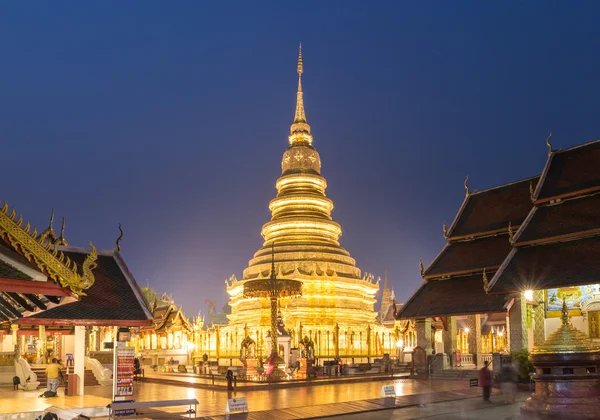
[74,326,86,395]
[415,318,433,355]
[37,326,46,364]
[442,316,457,365]
[533,290,546,346]
[215,327,220,361]
[467,314,482,366]
[11,324,19,353]
[366,326,371,362]
[509,296,529,352]
[334,323,340,359]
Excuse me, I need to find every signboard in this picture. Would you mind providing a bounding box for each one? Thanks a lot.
[112,400,136,417]
[225,397,248,413]
[381,385,396,397]
[114,346,135,400]
[469,378,478,387]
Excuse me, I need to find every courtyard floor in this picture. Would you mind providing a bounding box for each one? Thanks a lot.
[0,378,472,418]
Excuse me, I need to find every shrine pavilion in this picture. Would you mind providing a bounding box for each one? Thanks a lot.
[0,202,152,395]
[398,137,600,369]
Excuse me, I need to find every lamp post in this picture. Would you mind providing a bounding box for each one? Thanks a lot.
[242,243,302,379]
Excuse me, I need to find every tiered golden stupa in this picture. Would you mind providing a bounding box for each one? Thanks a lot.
[216,46,388,365]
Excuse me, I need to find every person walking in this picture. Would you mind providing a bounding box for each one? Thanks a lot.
[499,363,518,403]
[45,358,62,396]
[478,360,493,402]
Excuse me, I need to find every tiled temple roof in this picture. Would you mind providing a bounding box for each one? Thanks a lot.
[489,235,600,293]
[447,176,538,239]
[535,140,600,202]
[19,250,152,326]
[424,234,512,278]
[398,274,509,319]
[515,193,600,244]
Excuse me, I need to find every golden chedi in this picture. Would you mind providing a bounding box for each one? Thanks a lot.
[522,300,600,420]
[224,46,381,362]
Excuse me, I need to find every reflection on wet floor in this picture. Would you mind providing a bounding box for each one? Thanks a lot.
[0,378,469,417]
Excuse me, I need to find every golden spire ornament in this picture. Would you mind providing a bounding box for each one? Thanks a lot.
[289,43,312,145]
[55,217,68,246]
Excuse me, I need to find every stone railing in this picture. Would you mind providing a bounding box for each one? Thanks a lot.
[461,353,474,366]
[481,353,493,364]
[85,356,113,386]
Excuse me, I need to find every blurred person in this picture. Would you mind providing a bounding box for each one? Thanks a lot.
[45,358,62,396]
[499,362,518,403]
[478,360,493,402]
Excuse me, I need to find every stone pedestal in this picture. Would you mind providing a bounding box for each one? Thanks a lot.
[244,358,259,379]
[295,358,313,379]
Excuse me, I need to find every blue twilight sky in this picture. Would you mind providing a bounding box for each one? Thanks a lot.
[2,1,600,316]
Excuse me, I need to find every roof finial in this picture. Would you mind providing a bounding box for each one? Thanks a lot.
[115,223,124,253]
[464,175,470,197]
[508,222,515,242]
[482,268,488,294]
[529,180,535,202]
[546,131,553,157]
[442,222,448,238]
[419,258,424,276]
[289,43,312,145]
[56,216,69,246]
[49,208,55,229]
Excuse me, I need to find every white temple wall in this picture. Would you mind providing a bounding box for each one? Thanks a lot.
[62,335,74,361]
[1,336,13,352]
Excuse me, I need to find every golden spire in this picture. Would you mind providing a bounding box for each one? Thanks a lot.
[289,43,313,145]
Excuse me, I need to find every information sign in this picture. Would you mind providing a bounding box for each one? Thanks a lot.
[226,397,249,413]
[114,346,135,400]
[381,385,396,397]
[469,378,478,387]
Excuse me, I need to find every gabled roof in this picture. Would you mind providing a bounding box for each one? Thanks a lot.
[18,248,152,327]
[515,193,600,245]
[397,274,510,319]
[446,176,538,239]
[0,200,98,296]
[423,234,512,279]
[535,139,600,203]
[488,235,600,293]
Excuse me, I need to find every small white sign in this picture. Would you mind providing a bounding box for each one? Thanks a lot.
[226,397,248,413]
[381,385,396,397]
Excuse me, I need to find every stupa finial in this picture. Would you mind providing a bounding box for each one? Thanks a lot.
[289,43,312,145]
[560,298,570,326]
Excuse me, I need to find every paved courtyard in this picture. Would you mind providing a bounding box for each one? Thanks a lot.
[0,378,470,417]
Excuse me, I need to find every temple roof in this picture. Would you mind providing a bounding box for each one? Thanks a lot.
[489,234,600,293]
[535,139,600,202]
[18,249,153,327]
[0,260,31,280]
[424,234,512,279]
[515,193,600,245]
[447,176,538,239]
[398,274,509,319]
